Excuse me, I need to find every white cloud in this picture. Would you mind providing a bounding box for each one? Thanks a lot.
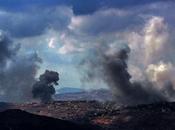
[68,8,138,36]
[143,16,169,64]
[126,16,170,67]
[58,43,84,55]
[146,61,175,89]
[48,37,56,48]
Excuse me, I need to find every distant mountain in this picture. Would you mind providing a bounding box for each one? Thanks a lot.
[54,89,113,101]
[57,87,84,94]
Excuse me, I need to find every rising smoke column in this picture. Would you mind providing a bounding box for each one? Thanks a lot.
[0,30,42,102]
[109,48,166,104]
[83,46,165,105]
[80,16,175,105]
[32,70,59,103]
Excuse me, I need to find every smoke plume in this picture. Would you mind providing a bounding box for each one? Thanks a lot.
[81,16,175,105]
[0,30,41,102]
[0,31,18,66]
[83,46,166,105]
[32,70,59,103]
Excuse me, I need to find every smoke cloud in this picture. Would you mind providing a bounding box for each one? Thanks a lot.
[83,46,165,105]
[127,16,175,100]
[0,30,42,102]
[0,31,18,66]
[32,70,59,103]
[81,16,175,105]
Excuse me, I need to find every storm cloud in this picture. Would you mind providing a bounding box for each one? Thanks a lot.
[0,6,72,38]
[0,0,172,15]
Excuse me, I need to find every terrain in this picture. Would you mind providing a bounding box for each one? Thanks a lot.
[0,109,100,130]
[1,101,175,130]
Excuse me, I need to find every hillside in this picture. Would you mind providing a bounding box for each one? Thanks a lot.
[0,109,100,130]
[1,101,175,129]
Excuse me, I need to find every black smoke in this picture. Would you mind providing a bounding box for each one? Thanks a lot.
[0,31,19,66]
[32,70,59,103]
[82,46,166,105]
[162,81,175,101]
[0,31,42,102]
[104,47,166,104]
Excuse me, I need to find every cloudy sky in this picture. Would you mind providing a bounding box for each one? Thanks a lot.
[1,0,175,93]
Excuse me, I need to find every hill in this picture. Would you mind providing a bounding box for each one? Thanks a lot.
[0,109,100,130]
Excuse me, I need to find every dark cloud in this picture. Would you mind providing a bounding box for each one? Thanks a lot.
[68,1,175,37]
[32,70,59,103]
[0,32,19,66]
[0,7,71,38]
[0,0,173,15]
[0,0,173,38]
[0,31,42,102]
[71,0,173,15]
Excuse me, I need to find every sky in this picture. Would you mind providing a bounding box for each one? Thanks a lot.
[0,0,175,94]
